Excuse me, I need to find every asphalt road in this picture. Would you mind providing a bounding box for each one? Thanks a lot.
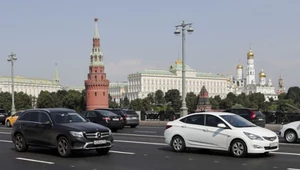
[0,125,300,170]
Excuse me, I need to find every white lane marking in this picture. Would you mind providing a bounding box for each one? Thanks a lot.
[134,130,157,134]
[271,152,300,156]
[110,150,135,155]
[113,133,164,138]
[114,139,167,146]
[138,126,165,129]
[15,157,55,165]
[279,143,300,146]
[0,132,10,135]
[0,139,12,143]
[287,168,300,170]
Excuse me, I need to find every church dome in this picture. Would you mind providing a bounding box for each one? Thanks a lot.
[259,69,266,78]
[175,58,182,65]
[236,64,243,69]
[247,49,254,59]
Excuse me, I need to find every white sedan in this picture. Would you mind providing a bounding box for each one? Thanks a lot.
[164,112,279,157]
[279,121,300,143]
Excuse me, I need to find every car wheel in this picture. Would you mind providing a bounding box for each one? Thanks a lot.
[284,130,298,143]
[6,121,11,127]
[171,135,186,152]
[96,148,110,155]
[230,139,247,158]
[14,133,28,152]
[57,136,71,157]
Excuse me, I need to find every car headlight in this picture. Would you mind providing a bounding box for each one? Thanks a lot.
[108,129,112,135]
[243,132,263,141]
[70,131,84,138]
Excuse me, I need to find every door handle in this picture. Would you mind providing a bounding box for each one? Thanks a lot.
[203,129,208,132]
[181,125,186,128]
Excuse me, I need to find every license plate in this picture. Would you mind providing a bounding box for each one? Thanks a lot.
[258,118,263,121]
[94,140,106,145]
[269,142,278,147]
[112,118,119,121]
[131,117,137,119]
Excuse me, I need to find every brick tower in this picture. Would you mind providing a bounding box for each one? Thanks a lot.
[85,18,109,110]
[196,85,212,112]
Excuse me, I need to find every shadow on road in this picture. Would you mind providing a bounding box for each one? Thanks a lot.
[157,147,276,159]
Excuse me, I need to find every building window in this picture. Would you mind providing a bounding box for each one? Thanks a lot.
[95,76,97,81]
[103,92,105,96]
[95,92,97,96]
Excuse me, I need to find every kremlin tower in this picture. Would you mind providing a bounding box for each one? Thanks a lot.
[84,18,109,110]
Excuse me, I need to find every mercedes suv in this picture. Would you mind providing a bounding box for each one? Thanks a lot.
[11,108,113,157]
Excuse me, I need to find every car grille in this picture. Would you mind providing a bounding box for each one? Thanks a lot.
[263,136,277,141]
[84,132,110,139]
[264,146,278,150]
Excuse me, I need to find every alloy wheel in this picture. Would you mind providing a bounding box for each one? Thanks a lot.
[57,137,71,157]
[172,136,185,152]
[285,131,297,143]
[231,140,247,157]
[15,134,28,152]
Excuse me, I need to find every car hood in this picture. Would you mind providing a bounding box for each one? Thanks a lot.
[59,122,109,132]
[239,126,277,137]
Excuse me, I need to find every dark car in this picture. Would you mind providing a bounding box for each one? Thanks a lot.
[11,108,113,157]
[82,110,124,132]
[223,108,266,127]
[97,108,139,128]
[0,109,9,124]
[96,108,126,128]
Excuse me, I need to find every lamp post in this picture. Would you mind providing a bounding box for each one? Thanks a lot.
[174,21,194,117]
[7,52,17,115]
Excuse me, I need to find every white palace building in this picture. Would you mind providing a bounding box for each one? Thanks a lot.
[123,59,228,101]
[227,48,278,101]
[0,64,62,98]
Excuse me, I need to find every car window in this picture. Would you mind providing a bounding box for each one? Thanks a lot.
[110,110,123,116]
[254,111,264,116]
[86,111,98,117]
[184,115,205,125]
[51,112,86,124]
[18,112,39,122]
[220,114,256,128]
[98,110,117,116]
[205,115,224,127]
[40,112,50,123]
[124,110,137,115]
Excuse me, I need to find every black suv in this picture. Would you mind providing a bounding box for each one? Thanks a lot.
[223,108,266,127]
[11,108,113,157]
[97,108,139,128]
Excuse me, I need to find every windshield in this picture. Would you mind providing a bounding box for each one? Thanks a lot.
[220,114,256,128]
[110,110,123,116]
[51,112,86,124]
[98,110,117,117]
[125,110,137,115]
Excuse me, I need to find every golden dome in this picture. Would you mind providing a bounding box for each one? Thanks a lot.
[175,58,182,64]
[236,64,243,69]
[258,69,266,78]
[247,49,254,59]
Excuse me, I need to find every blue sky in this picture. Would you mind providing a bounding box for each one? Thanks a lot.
[0,0,299,89]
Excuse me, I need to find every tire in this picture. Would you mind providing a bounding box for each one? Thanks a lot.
[6,121,11,127]
[57,136,71,157]
[171,135,186,152]
[14,133,28,152]
[284,130,298,143]
[230,139,247,158]
[96,148,110,155]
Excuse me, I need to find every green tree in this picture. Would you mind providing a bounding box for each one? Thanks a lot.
[123,96,130,108]
[146,92,155,105]
[0,92,12,111]
[165,89,181,112]
[186,92,197,113]
[80,89,87,111]
[209,97,219,110]
[285,86,300,104]
[36,91,56,108]
[142,98,152,111]
[15,92,32,110]
[108,94,118,108]
[130,98,143,111]
[62,90,82,112]
[155,90,165,104]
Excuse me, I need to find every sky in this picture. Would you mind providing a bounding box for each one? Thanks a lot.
[0,0,299,90]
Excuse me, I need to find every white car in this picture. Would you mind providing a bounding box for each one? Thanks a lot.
[279,121,300,143]
[164,112,279,157]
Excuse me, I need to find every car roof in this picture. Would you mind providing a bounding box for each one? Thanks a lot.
[188,112,235,116]
[23,108,75,113]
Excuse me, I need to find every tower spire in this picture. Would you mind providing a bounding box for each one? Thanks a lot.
[54,63,59,83]
[93,18,100,39]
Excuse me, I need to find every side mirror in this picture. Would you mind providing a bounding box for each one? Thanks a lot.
[86,119,90,122]
[41,121,52,127]
[217,123,227,129]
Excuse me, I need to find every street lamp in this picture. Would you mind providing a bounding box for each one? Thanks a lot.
[7,52,17,115]
[174,21,194,117]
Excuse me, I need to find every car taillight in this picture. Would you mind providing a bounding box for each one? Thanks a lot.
[250,110,256,119]
[103,117,110,121]
[165,125,172,129]
[120,117,123,121]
